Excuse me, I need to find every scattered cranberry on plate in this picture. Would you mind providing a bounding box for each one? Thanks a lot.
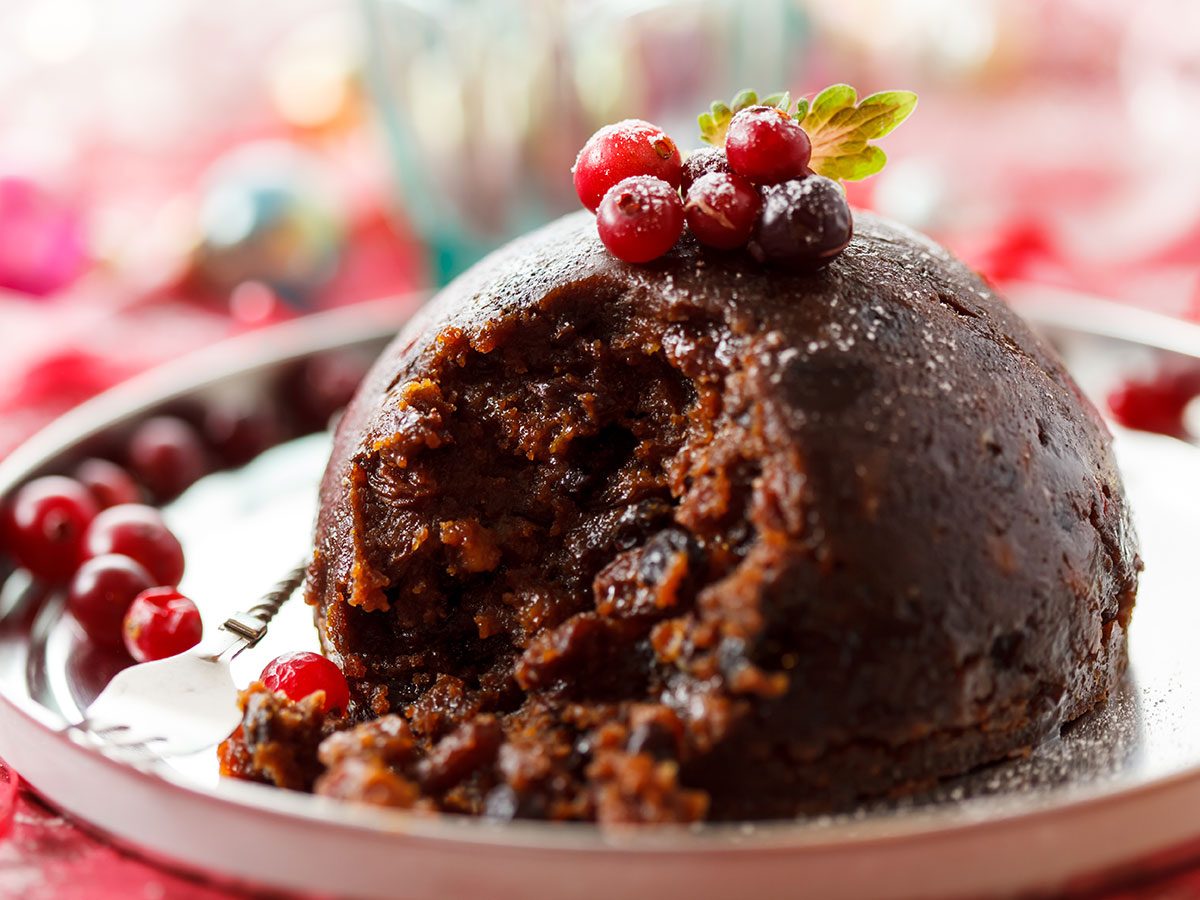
[85,503,185,588]
[286,352,371,434]
[68,553,156,649]
[122,587,204,663]
[2,476,98,582]
[204,404,282,468]
[75,458,142,509]
[595,176,685,264]
[1107,372,1200,436]
[127,416,209,502]
[573,119,682,213]
[261,651,350,715]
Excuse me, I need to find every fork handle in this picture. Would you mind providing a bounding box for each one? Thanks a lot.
[219,562,308,649]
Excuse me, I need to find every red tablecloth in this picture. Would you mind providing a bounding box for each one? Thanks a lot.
[1,778,236,899]
[5,760,1200,899]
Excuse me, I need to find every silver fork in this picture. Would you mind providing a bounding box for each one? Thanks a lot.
[71,563,307,760]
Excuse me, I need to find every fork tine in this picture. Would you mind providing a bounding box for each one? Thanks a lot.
[76,719,168,753]
[74,558,306,760]
[104,737,165,750]
[96,743,159,765]
[90,730,167,754]
[62,719,129,738]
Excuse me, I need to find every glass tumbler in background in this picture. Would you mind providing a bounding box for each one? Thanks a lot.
[362,0,809,283]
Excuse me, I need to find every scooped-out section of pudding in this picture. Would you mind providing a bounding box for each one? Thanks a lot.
[220,211,1139,823]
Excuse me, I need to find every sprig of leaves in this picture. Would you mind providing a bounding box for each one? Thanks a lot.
[800,84,917,181]
[698,84,917,183]
[698,89,793,148]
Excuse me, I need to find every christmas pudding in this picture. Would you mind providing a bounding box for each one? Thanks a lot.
[220,88,1141,822]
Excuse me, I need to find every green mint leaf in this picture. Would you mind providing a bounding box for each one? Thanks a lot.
[802,85,917,182]
[730,89,758,112]
[792,97,809,125]
[815,145,887,182]
[696,85,915,160]
[699,101,734,146]
[803,84,858,134]
[698,88,788,145]
[762,91,791,112]
[856,90,919,138]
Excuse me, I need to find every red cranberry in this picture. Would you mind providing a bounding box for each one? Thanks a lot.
[203,404,281,468]
[750,176,853,269]
[573,119,682,212]
[68,554,156,649]
[684,172,762,250]
[127,416,209,502]
[1107,372,1200,436]
[75,458,142,509]
[680,147,731,195]
[261,651,350,715]
[2,476,98,582]
[595,176,685,264]
[725,106,812,186]
[123,587,203,662]
[84,504,185,587]
[286,352,371,434]
[0,761,16,838]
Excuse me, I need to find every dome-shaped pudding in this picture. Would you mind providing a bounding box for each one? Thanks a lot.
[225,210,1139,822]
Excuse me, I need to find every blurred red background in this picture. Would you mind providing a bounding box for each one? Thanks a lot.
[0,0,1198,895]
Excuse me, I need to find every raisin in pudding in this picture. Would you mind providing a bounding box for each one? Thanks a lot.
[220,89,1140,823]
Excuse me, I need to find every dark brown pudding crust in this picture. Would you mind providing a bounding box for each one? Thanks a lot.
[221,211,1140,822]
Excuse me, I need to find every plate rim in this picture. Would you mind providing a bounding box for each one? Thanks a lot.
[7,673,1200,853]
[3,292,1200,895]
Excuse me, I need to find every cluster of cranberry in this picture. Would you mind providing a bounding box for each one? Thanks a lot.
[3,462,201,663]
[0,352,364,711]
[572,107,851,267]
[3,460,351,708]
[3,446,351,711]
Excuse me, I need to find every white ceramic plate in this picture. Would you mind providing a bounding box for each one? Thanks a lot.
[2,293,1200,900]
